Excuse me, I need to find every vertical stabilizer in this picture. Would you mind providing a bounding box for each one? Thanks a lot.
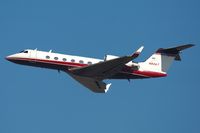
[139,44,194,73]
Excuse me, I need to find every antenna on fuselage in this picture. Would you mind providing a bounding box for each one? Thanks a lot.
[49,50,52,53]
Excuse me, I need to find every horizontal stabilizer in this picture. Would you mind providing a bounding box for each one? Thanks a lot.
[156,44,194,61]
[156,44,194,54]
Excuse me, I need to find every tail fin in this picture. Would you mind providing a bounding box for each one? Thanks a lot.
[140,44,194,73]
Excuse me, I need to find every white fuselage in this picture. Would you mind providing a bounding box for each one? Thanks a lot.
[6,49,167,79]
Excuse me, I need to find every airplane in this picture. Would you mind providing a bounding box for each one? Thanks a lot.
[6,44,194,93]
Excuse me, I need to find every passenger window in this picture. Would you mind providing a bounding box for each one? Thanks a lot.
[79,60,84,64]
[88,61,92,65]
[63,58,67,61]
[54,57,58,60]
[71,59,75,63]
[46,55,50,59]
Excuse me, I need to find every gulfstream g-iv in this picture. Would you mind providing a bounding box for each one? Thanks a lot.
[6,44,194,93]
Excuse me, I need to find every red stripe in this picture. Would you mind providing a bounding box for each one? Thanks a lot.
[133,70,167,77]
[7,57,88,68]
[7,57,167,78]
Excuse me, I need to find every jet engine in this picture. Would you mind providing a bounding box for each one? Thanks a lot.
[126,62,140,70]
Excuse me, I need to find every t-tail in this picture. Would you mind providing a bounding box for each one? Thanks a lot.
[139,44,194,73]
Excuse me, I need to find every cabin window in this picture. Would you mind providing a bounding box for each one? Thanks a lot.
[24,51,28,53]
[79,60,84,64]
[54,57,58,60]
[88,61,92,65]
[71,59,75,63]
[63,58,67,61]
[46,55,50,59]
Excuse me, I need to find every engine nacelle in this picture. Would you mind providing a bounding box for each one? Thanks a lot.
[132,63,140,70]
[126,62,140,70]
[104,55,119,61]
[104,55,140,70]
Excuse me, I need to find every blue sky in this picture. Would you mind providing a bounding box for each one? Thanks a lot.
[0,0,200,133]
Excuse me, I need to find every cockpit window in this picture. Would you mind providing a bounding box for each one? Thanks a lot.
[20,50,28,53]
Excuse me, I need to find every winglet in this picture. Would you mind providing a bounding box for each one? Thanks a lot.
[105,83,112,93]
[131,46,144,58]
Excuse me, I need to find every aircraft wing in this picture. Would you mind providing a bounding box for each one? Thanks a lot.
[70,46,144,79]
[68,73,111,93]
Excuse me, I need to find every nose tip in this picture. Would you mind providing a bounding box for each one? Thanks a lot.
[5,56,11,61]
[5,55,13,61]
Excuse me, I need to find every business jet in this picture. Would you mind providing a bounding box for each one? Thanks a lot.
[6,44,194,93]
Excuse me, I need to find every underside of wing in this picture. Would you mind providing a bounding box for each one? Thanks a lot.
[68,73,111,93]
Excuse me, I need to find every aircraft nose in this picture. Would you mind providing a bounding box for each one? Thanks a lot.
[5,55,15,61]
[6,55,11,61]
